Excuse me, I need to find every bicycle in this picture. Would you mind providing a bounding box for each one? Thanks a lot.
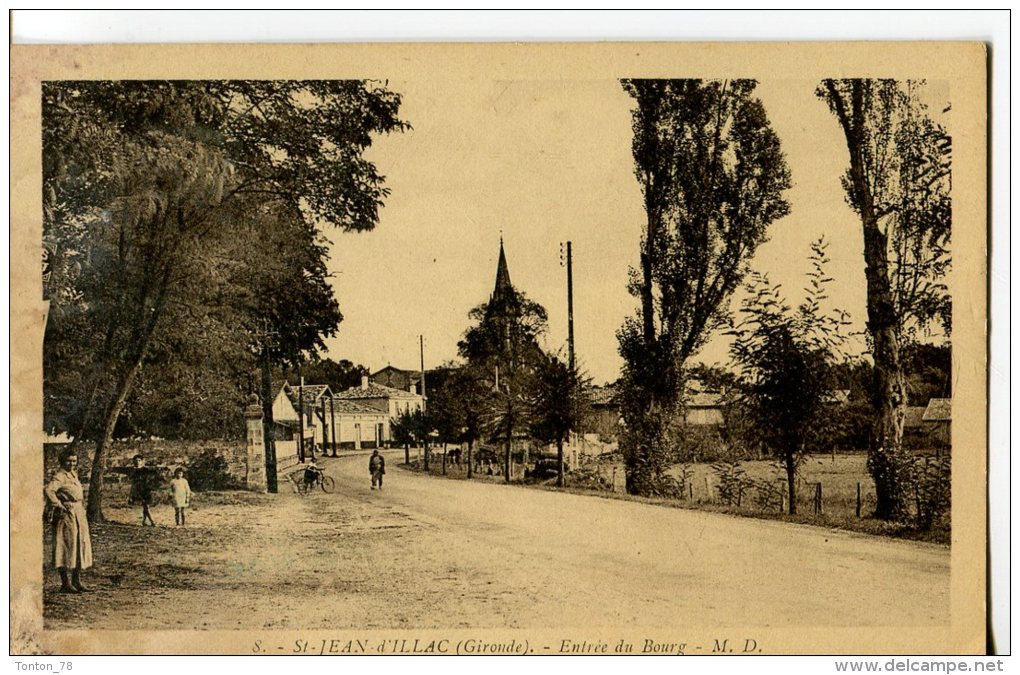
[296,469,336,494]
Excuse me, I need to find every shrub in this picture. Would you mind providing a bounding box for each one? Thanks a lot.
[754,476,786,512]
[711,461,754,507]
[566,465,614,491]
[185,448,240,491]
[907,456,951,531]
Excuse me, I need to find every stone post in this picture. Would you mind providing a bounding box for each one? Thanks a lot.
[244,395,268,492]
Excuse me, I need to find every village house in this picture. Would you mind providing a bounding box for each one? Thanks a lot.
[285,384,334,452]
[269,384,306,462]
[369,365,421,392]
[271,380,404,456]
[330,398,389,450]
[370,364,456,399]
[335,375,425,446]
[585,381,726,440]
[686,392,725,426]
[902,404,929,448]
[922,397,952,453]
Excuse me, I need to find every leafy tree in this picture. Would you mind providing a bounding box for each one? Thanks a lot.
[427,376,463,463]
[42,80,408,522]
[727,240,852,513]
[817,79,951,519]
[390,409,418,465]
[285,358,370,393]
[617,78,792,495]
[901,342,951,406]
[458,293,548,367]
[426,364,493,478]
[687,362,739,393]
[530,354,591,487]
[458,287,548,483]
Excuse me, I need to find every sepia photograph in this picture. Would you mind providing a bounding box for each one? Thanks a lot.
[10,37,989,657]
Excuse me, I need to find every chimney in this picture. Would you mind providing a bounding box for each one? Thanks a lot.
[409,381,417,395]
[361,375,369,390]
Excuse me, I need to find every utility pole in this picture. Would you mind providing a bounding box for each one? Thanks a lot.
[419,334,427,404]
[561,241,576,490]
[420,334,429,471]
[319,396,327,459]
[329,395,337,457]
[298,376,306,462]
[566,240,575,373]
[255,319,279,493]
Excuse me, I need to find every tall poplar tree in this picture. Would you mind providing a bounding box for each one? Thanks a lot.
[817,79,951,519]
[618,79,792,495]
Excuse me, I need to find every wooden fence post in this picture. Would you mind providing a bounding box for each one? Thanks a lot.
[856,482,862,518]
[814,482,822,514]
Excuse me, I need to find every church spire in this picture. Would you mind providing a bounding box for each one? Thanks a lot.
[492,238,513,303]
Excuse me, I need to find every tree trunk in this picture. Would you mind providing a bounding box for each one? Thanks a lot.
[640,248,656,346]
[84,257,173,522]
[404,444,409,465]
[467,438,473,479]
[504,436,512,484]
[863,213,909,520]
[829,80,909,520]
[85,356,144,523]
[260,349,278,493]
[785,452,797,515]
[556,436,564,488]
[441,443,447,475]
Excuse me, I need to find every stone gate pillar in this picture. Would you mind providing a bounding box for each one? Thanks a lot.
[244,395,267,492]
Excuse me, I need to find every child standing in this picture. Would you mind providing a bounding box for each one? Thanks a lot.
[170,468,191,527]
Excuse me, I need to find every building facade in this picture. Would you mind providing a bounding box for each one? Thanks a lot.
[335,376,424,445]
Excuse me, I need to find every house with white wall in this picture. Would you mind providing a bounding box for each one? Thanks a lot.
[335,375,424,445]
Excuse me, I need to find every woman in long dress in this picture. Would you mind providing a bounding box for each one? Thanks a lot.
[44,450,93,593]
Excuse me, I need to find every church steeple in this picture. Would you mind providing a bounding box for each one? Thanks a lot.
[492,237,513,303]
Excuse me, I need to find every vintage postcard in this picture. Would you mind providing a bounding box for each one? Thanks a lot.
[10,42,987,655]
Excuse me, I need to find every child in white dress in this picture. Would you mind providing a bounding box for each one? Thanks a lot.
[170,468,192,527]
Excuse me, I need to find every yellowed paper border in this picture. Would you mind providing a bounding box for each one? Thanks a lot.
[10,41,987,655]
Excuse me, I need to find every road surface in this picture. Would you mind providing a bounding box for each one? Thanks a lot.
[44,450,949,630]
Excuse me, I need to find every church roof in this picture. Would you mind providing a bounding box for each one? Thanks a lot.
[492,239,514,303]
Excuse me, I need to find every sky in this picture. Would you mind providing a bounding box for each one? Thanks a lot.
[320,78,933,384]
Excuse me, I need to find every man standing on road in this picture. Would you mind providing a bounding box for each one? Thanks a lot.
[369,450,385,490]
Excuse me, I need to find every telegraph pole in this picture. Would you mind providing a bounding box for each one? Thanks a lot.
[567,240,575,373]
[256,319,279,493]
[298,376,306,462]
[419,334,427,404]
[560,241,577,489]
[420,335,429,471]
[329,396,337,457]
[561,241,576,372]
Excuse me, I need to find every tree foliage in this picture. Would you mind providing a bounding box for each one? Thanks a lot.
[457,287,548,483]
[42,80,408,521]
[727,239,852,513]
[284,358,370,394]
[817,78,951,519]
[617,78,792,495]
[530,354,592,487]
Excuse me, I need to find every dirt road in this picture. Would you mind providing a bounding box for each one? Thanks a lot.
[44,451,948,630]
